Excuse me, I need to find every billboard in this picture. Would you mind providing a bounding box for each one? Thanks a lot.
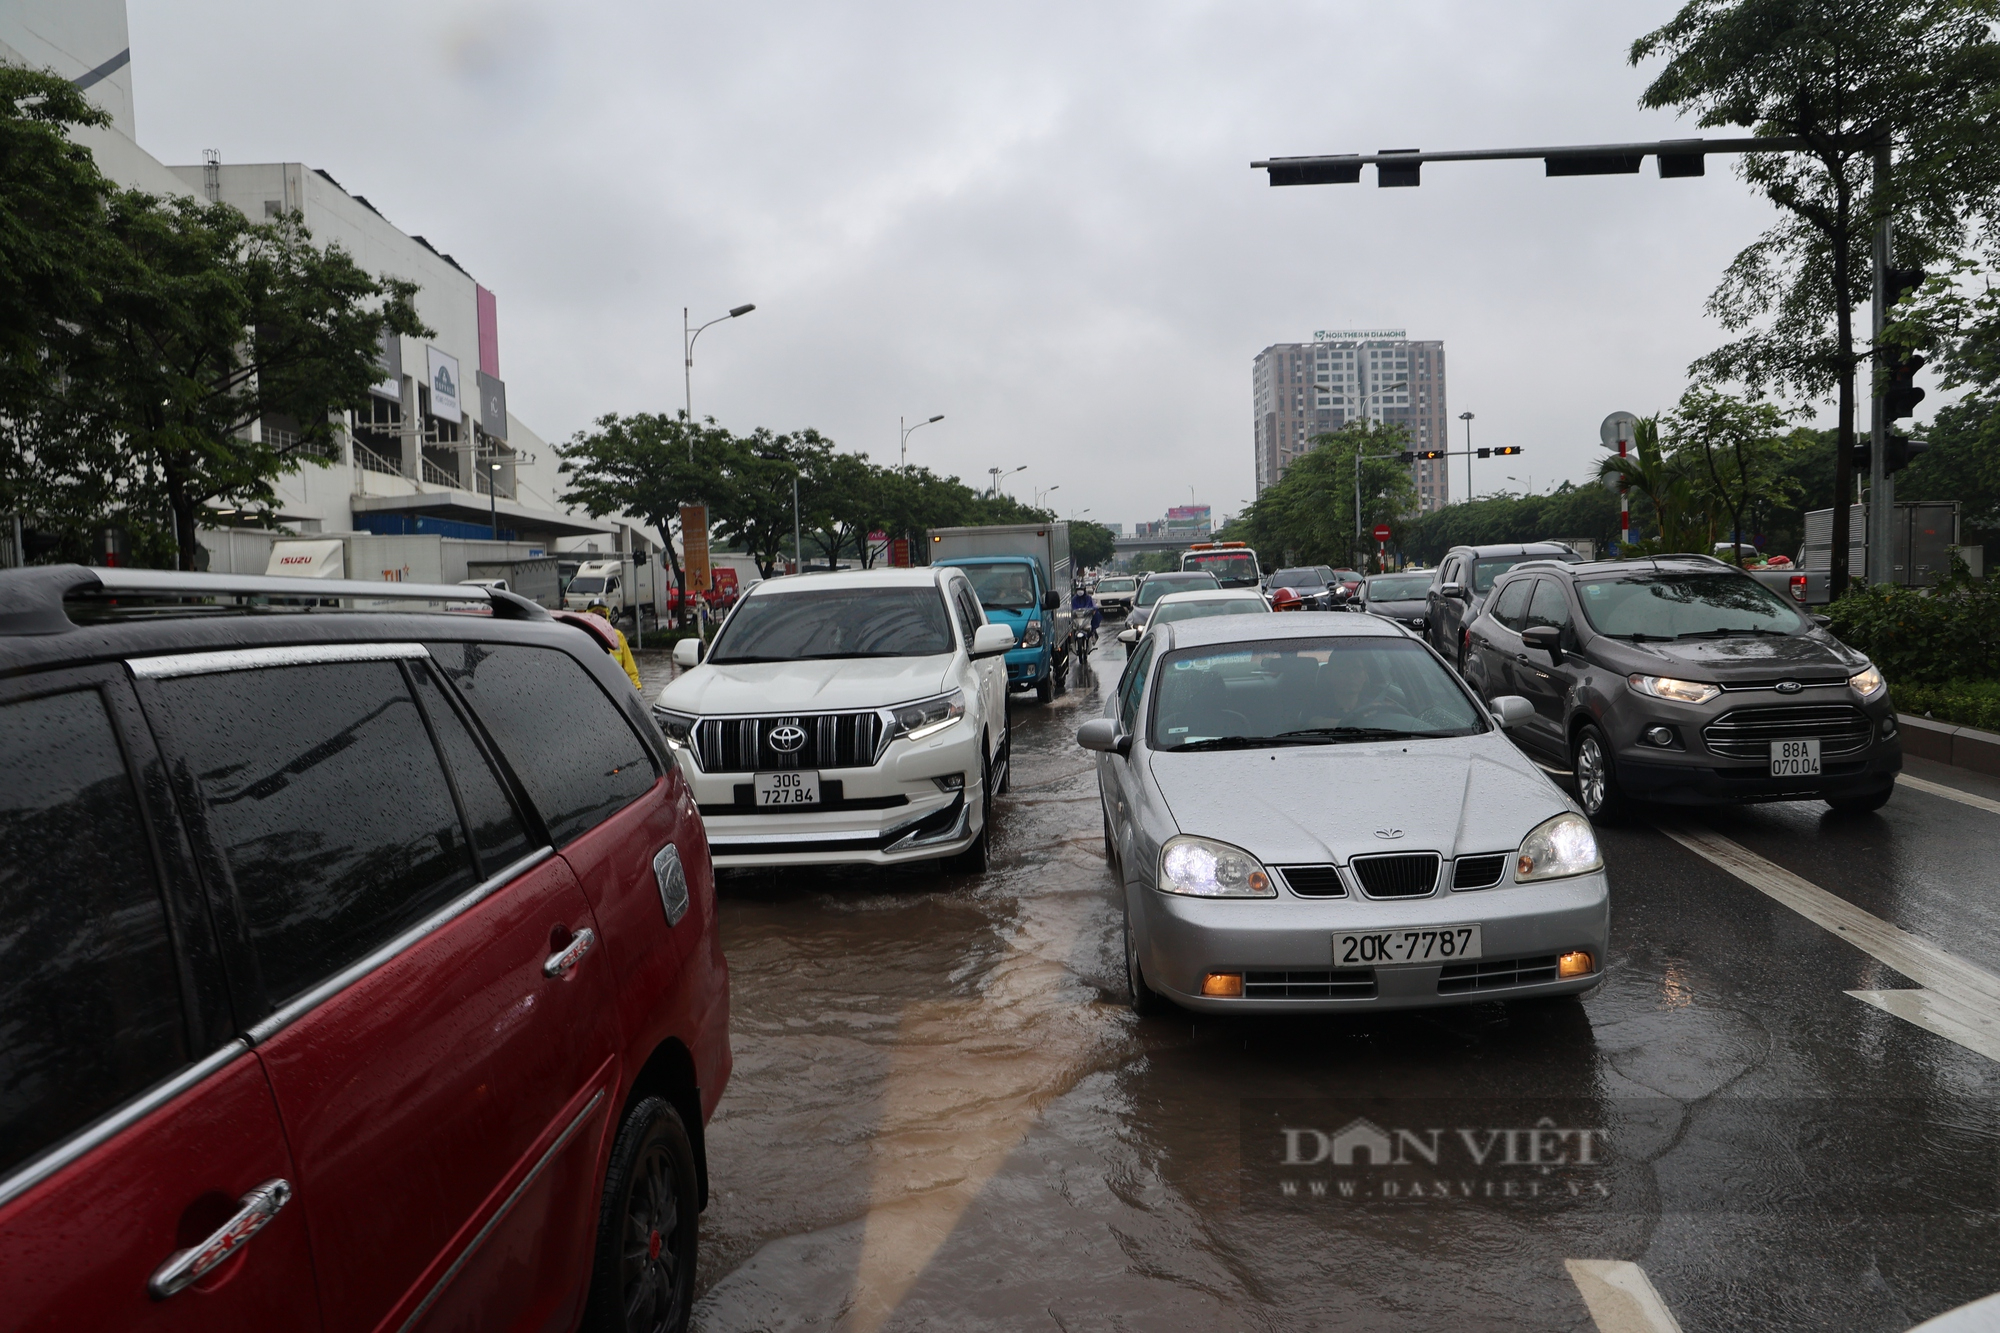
[681,505,711,594]
[476,370,508,440]
[427,346,462,423]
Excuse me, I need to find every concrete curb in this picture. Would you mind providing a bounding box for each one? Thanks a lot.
[1898,712,2000,778]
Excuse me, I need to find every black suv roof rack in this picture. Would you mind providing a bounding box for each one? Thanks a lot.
[1,565,552,637]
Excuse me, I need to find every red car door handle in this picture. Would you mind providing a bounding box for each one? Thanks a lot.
[149,1178,292,1299]
[543,927,596,978]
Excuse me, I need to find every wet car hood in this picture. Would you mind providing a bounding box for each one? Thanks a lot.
[658,654,954,714]
[1146,731,1570,863]
[1587,628,1866,681]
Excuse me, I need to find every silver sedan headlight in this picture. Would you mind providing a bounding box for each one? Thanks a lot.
[889,689,965,742]
[653,707,697,745]
[1514,812,1603,883]
[1849,664,1886,696]
[1158,835,1277,897]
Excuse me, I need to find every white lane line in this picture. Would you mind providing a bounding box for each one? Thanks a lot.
[1659,823,2000,1062]
[1899,772,2000,819]
[1565,1260,1684,1333]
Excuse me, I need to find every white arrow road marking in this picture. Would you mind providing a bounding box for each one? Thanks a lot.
[1659,823,2000,1063]
[1565,1260,1684,1333]
[1898,772,2000,819]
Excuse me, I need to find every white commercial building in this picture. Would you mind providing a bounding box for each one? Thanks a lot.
[1252,330,1450,512]
[1,0,661,582]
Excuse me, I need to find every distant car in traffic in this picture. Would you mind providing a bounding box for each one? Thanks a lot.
[656,567,1016,872]
[1122,571,1222,639]
[1118,587,1268,642]
[1079,611,1607,1014]
[1267,566,1336,610]
[1357,571,1434,634]
[1425,542,1584,669]
[1464,555,1901,819]
[1094,574,1139,617]
[1179,541,1263,588]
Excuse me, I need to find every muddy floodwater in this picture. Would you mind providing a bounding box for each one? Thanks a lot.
[638,645,2000,1332]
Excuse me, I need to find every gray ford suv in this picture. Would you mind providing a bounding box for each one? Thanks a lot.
[1463,555,1901,818]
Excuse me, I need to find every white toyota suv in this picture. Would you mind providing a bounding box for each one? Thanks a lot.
[655,567,1016,870]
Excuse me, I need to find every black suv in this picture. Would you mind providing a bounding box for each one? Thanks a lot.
[1425,542,1583,670]
[1465,555,1900,818]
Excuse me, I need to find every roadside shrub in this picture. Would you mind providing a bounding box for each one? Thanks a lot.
[1891,679,2000,733]
[637,628,703,651]
[1824,556,2000,685]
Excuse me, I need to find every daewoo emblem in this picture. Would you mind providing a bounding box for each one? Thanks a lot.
[768,724,807,753]
[1775,680,1805,695]
[1374,828,1404,840]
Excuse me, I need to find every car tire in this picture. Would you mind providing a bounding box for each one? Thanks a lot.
[1101,803,1117,869]
[1572,723,1628,823]
[1035,670,1055,703]
[995,725,1012,795]
[583,1096,698,1333]
[1054,649,1070,697]
[1124,902,1167,1016]
[1826,783,1894,815]
[945,749,993,874]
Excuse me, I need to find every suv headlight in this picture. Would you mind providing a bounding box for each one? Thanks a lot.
[1020,620,1044,647]
[890,689,965,742]
[653,707,697,745]
[1515,812,1603,883]
[1158,835,1276,897]
[1627,673,1721,705]
[1849,665,1885,696]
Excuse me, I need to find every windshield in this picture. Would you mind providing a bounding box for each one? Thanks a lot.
[1097,577,1136,593]
[566,576,606,594]
[1150,638,1486,751]
[956,562,1039,610]
[1367,575,1432,600]
[708,586,955,662]
[1329,570,1362,583]
[1150,596,1270,627]
[1576,572,1807,640]
[1137,574,1219,607]
[1470,556,1558,591]
[1271,568,1326,588]
[1184,552,1259,580]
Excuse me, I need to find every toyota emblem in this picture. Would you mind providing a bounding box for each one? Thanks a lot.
[1775,680,1804,695]
[768,724,807,753]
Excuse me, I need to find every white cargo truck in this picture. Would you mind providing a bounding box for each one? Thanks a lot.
[561,555,660,627]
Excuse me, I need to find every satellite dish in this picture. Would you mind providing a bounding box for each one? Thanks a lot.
[1600,411,1639,450]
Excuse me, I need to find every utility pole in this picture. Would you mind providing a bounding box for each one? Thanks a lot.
[1459,412,1474,501]
[1866,143,1892,587]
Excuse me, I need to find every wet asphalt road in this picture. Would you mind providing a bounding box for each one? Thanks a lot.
[639,645,2000,1332]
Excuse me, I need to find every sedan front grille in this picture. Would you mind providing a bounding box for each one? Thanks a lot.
[692,712,886,773]
[1276,865,1347,897]
[1452,855,1508,890]
[1701,703,1872,761]
[1349,853,1441,899]
[1437,956,1559,994]
[1243,969,1376,999]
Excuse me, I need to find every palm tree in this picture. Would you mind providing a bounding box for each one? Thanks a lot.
[1593,416,1704,554]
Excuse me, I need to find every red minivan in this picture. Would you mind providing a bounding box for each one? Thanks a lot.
[0,566,730,1333]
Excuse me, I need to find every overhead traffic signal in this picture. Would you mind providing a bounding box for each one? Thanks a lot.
[1416,449,1446,460]
[1492,446,1523,456]
[1886,267,1928,308]
[1885,351,1926,421]
[1884,433,1930,476]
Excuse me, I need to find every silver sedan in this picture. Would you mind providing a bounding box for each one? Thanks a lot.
[1079,613,1608,1014]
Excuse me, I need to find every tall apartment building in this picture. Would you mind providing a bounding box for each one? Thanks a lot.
[1252,330,1449,511]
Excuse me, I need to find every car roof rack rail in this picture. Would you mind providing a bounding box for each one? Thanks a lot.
[0,564,552,637]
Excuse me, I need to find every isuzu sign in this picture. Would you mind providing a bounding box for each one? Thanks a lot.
[264,539,345,579]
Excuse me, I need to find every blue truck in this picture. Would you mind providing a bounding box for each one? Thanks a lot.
[930,522,1074,703]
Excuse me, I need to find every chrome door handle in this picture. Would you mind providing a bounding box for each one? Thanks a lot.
[150,1178,292,1299]
[543,927,596,978]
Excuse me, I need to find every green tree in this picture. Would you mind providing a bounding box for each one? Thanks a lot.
[558,412,732,625]
[1594,416,1707,553]
[1665,388,1797,559]
[1070,519,1117,569]
[1233,423,1418,571]
[1630,0,2000,595]
[713,428,804,578]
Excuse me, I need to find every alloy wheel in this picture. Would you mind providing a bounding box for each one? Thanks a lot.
[621,1139,681,1333]
[1576,735,1607,815]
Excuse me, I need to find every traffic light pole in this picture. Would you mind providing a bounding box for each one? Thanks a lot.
[1868,143,1893,586]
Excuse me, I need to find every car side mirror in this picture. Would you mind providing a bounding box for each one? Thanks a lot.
[1118,627,1139,643]
[1812,614,1832,628]
[1489,695,1534,728]
[1042,590,1062,611]
[1076,718,1131,755]
[1520,625,1565,664]
[972,623,1017,658]
[672,637,704,668]
[1440,581,1465,600]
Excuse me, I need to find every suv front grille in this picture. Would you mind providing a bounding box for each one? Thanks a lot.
[1701,703,1871,761]
[1349,853,1441,899]
[1277,865,1347,897]
[1243,969,1375,999]
[1437,956,1559,994]
[1452,855,1508,890]
[692,712,886,773]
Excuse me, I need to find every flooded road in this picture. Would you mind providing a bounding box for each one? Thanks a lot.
[640,645,2000,1332]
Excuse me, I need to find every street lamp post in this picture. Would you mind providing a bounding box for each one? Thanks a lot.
[989,465,1026,499]
[1035,484,1060,509]
[683,302,756,450]
[900,414,944,471]
[488,462,502,540]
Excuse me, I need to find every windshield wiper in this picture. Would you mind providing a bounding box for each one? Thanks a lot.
[1172,734,1333,751]
[1674,626,1787,639]
[1274,726,1414,743]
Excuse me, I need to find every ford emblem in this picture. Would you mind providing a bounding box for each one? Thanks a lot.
[1775,680,1804,695]
[1374,828,1404,840]
[768,724,807,753]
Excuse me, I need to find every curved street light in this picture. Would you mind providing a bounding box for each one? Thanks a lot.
[683,302,756,441]
[900,413,944,471]
[988,465,1026,499]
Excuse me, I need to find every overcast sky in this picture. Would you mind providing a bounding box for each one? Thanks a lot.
[127,0,1791,529]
